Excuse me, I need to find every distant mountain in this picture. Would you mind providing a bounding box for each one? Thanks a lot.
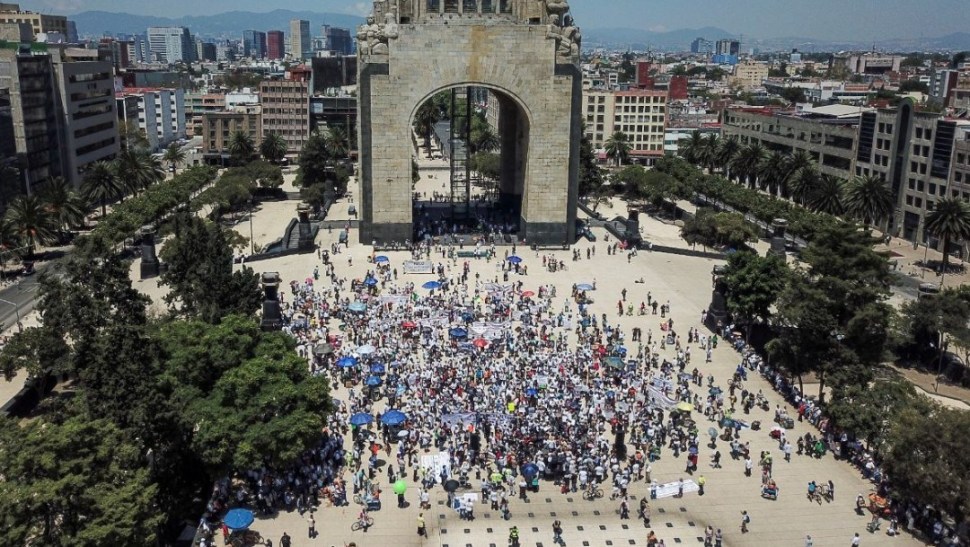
[72,9,366,39]
[582,26,736,51]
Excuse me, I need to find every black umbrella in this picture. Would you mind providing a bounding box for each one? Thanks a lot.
[443,479,460,492]
[313,343,333,356]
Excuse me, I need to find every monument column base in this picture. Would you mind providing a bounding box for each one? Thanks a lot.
[359,222,412,247]
[521,220,571,247]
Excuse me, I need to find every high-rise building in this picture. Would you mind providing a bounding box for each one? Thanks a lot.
[116,87,186,152]
[715,39,740,57]
[0,3,67,37]
[321,25,354,55]
[147,26,195,63]
[267,30,285,60]
[290,19,311,60]
[51,46,120,186]
[242,30,267,59]
[195,40,216,62]
[260,75,309,154]
[690,37,712,54]
[311,56,358,93]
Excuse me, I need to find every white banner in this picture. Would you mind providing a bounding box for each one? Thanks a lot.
[403,260,434,274]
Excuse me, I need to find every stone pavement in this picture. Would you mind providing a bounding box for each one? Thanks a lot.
[115,168,925,547]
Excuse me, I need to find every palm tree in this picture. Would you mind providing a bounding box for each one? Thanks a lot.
[260,132,288,164]
[4,194,56,256]
[804,174,844,215]
[842,174,895,230]
[38,176,87,236]
[730,142,767,189]
[678,131,705,165]
[787,165,819,206]
[323,127,350,160]
[716,137,741,179]
[228,132,255,166]
[604,131,631,167]
[414,102,441,158]
[782,150,814,199]
[472,126,500,153]
[82,161,122,218]
[758,151,789,196]
[700,133,720,173]
[115,150,164,196]
[925,197,970,285]
[163,143,186,173]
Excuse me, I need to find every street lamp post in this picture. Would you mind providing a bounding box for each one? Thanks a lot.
[249,198,255,256]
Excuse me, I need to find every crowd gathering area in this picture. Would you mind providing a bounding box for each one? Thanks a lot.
[197,225,927,547]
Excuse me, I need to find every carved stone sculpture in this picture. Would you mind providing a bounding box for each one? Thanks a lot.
[545,0,570,19]
[546,13,580,60]
[357,9,400,57]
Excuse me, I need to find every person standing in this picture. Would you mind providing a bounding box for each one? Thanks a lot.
[697,475,706,496]
[805,534,813,547]
[417,513,427,537]
[744,456,753,477]
[281,532,292,547]
[308,513,316,538]
[740,511,750,533]
[851,532,860,546]
[552,519,563,545]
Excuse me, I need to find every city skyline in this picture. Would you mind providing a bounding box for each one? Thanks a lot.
[21,0,970,42]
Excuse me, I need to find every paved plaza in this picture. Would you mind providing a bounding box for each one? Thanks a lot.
[140,166,920,547]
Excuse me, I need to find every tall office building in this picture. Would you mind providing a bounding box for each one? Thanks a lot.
[243,30,267,59]
[321,25,354,55]
[290,19,311,60]
[260,75,310,154]
[715,39,740,57]
[147,26,195,63]
[267,30,285,60]
[690,37,712,54]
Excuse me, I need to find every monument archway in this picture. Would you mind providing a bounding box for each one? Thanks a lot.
[409,84,531,238]
[357,0,582,246]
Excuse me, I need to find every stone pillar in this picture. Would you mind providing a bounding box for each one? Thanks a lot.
[706,265,729,331]
[768,218,787,256]
[260,272,283,331]
[139,225,160,279]
[297,204,315,251]
[625,209,641,245]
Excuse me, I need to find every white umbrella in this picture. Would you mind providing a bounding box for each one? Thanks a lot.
[357,344,376,355]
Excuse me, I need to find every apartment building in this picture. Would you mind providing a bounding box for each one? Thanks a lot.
[582,88,668,164]
[184,91,226,136]
[721,105,860,178]
[116,87,185,152]
[854,102,970,243]
[52,47,119,186]
[731,61,769,91]
[0,3,67,38]
[201,105,262,163]
[260,76,310,155]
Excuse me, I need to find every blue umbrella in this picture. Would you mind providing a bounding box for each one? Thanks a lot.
[507,255,523,264]
[364,277,378,286]
[337,356,359,368]
[616,346,628,355]
[365,375,383,387]
[223,508,254,530]
[576,283,594,291]
[375,255,390,264]
[370,363,386,374]
[449,327,468,338]
[350,412,374,426]
[348,302,367,313]
[525,387,539,397]
[521,463,539,477]
[422,280,442,290]
[381,409,408,426]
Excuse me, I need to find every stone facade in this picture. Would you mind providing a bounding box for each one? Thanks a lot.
[357,0,581,245]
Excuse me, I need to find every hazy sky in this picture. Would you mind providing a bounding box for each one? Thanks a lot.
[22,0,970,41]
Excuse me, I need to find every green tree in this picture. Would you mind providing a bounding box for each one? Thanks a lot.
[260,132,288,164]
[115,149,164,196]
[715,137,741,179]
[0,164,24,209]
[842,174,894,230]
[578,132,604,197]
[804,174,844,215]
[0,415,162,546]
[757,150,789,196]
[296,131,349,194]
[730,142,767,189]
[413,102,441,158]
[605,131,631,167]
[678,131,705,165]
[924,196,970,282]
[323,127,350,160]
[82,160,123,218]
[825,377,926,448]
[228,131,256,166]
[244,160,284,189]
[471,124,500,154]
[38,176,87,236]
[159,215,261,323]
[118,119,150,152]
[4,194,56,256]
[723,251,789,341]
[162,142,186,173]
[882,405,970,523]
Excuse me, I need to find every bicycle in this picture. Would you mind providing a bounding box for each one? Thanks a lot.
[351,515,375,531]
[582,487,604,501]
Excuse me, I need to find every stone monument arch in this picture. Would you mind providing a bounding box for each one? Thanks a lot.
[357,0,582,245]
